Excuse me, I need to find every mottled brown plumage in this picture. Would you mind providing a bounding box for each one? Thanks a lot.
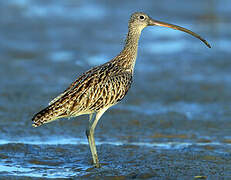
[32,12,210,167]
[32,60,132,127]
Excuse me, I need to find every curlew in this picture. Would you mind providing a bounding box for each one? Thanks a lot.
[32,12,211,168]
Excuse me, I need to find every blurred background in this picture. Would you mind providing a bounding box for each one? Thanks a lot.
[0,0,231,179]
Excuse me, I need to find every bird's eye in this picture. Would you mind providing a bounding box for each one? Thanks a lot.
[139,15,145,20]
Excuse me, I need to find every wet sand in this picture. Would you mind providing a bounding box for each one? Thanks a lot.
[0,0,231,179]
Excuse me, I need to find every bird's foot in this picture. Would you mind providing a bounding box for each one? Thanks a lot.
[90,159,101,168]
[94,162,101,168]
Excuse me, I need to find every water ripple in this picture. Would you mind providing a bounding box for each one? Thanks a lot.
[117,102,221,120]
[0,138,230,149]
[0,164,86,178]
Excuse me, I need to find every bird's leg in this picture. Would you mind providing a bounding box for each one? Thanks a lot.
[86,113,99,166]
[85,107,109,168]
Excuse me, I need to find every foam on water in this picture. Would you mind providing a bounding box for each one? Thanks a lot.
[0,138,230,149]
[0,137,230,178]
[0,164,87,178]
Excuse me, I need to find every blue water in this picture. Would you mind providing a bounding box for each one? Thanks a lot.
[0,0,231,179]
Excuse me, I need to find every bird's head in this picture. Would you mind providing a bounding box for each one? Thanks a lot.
[129,12,211,48]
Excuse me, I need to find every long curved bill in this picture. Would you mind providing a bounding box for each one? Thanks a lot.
[148,19,211,48]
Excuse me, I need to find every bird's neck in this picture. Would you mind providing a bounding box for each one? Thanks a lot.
[115,26,142,72]
[124,26,142,52]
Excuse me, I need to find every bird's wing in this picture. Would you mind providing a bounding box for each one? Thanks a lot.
[32,66,101,127]
[48,66,100,105]
[84,71,132,111]
[49,68,132,116]
[49,92,66,105]
[32,63,132,127]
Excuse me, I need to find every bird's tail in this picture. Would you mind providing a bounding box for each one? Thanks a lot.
[32,104,66,127]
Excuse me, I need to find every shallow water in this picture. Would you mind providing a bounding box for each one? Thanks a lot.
[0,0,231,179]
